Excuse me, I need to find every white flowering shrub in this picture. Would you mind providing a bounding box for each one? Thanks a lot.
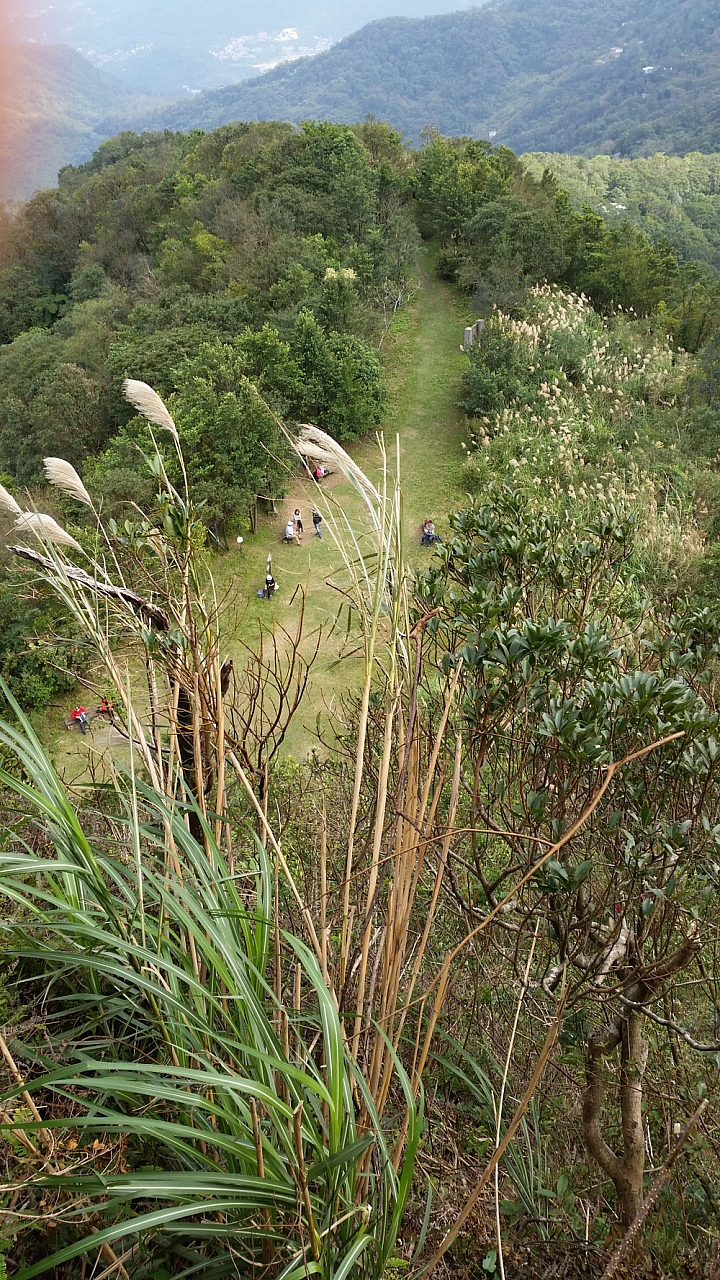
[460,286,706,584]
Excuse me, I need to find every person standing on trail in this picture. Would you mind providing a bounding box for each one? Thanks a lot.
[312,508,323,540]
[294,508,304,537]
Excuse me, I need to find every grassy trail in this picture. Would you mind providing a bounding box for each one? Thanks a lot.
[48,252,469,766]
[355,250,469,552]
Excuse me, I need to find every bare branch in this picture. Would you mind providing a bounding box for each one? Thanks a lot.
[9,544,171,630]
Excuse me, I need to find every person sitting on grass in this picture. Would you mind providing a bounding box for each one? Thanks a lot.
[421,518,443,546]
[264,572,277,599]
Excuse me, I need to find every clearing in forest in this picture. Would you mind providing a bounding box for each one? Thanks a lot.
[48,253,469,764]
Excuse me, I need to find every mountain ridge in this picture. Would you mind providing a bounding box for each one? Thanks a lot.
[3,0,720,205]
[120,0,720,156]
[0,43,165,203]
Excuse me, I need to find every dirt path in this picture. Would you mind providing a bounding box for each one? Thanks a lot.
[47,251,470,767]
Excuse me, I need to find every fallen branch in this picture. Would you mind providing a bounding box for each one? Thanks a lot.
[9,545,170,630]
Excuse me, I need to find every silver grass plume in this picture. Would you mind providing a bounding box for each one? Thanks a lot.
[122,379,179,443]
[0,485,23,518]
[43,457,93,507]
[14,512,83,552]
[297,424,381,504]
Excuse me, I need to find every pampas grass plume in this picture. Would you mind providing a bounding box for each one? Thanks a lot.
[123,379,179,442]
[0,485,23,518]
[297,424,381,504]
[14,512,83,553]
[44,458,93,506]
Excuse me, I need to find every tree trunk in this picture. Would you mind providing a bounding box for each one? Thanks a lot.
[618,1011,648,1228]
[582,1010,648,1230]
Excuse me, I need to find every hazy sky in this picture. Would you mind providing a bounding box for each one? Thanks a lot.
[2,0,485,92]
[6,0,481,46]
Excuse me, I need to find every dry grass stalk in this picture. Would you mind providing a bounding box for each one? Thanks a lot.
[122,378,179,442]
[43,457,93,507]
[13,512,82,552]
[293,1102,320,1263]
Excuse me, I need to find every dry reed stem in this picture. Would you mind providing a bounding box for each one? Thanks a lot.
[87,1229,132,1280]
[404,735,462,1086]
[369,669,462,1124]
[385,733,463,1172]
[494,918,541,1280]
[212,652,229,854]
[89,1241,138,1280]
[0,1031,54,1153]
[423,987,568,1275]
[351,693,398,1059]
[293,1102,320,1262]
[599,1098,709,1280]
[0,1106,39,1156]
[339,617,375,992]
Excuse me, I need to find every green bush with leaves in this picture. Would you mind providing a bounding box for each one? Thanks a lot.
[0,119,416,489]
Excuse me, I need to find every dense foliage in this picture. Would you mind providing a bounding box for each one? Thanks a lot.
[522,151,720,273]
[415,133,720,351]
[0,119,413,497]
[0,117,415,704]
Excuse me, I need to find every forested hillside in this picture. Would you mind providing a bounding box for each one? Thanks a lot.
[0,43,162,203]
[0,119,417,705]
[4,120,720,1279]
[7,0,490,95]
[5,0,720,204]
[129,0,720,155]
[2,120,720,703]
[523,151,720,272]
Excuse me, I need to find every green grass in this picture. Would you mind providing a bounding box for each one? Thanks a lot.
[48,249,470,769]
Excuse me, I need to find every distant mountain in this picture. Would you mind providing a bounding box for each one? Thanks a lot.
[128,0,720,156]
[4,0,486,96]
[522,152,720,273]
[0,43,163,203]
